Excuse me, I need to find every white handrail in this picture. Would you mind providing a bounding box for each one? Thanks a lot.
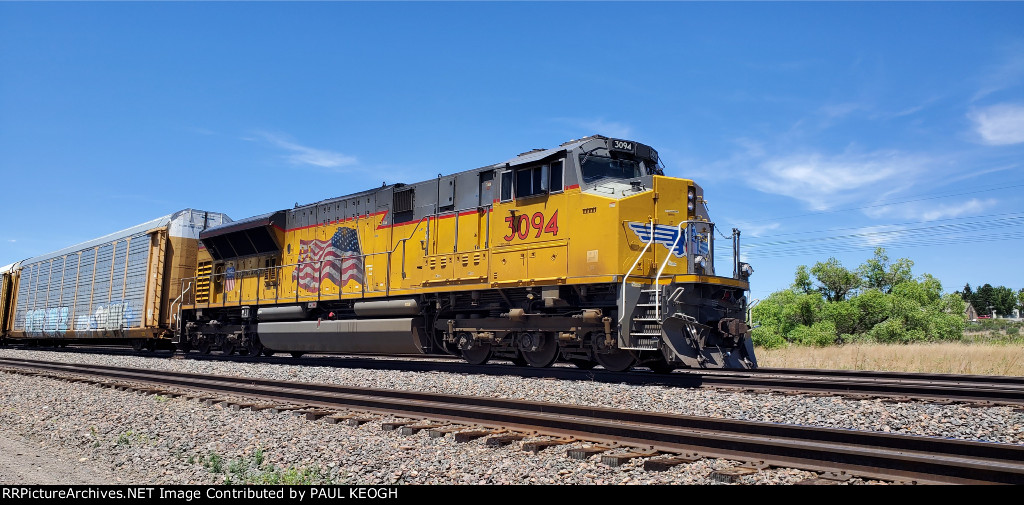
[652,221,686,321]
[171,281,191,334]
[619,219,655,324]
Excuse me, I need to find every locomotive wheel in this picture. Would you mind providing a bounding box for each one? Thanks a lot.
[197,340,212,355]
[461,342,492,365]
[592,337,635,372]
[245,339,263,357]
[519,332,559,368]
[221,342,235,356]
[262,348,276,357]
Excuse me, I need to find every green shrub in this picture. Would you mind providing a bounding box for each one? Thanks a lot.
[789,321,837,347]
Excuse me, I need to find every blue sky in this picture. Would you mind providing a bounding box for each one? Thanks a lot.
[2,2,1023,302]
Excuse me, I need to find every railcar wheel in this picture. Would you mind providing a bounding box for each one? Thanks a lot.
[197,340,212,355]
[518,332,559,368]
[290,352,304,358]
[131,339,144,352]
[221,342,235,356]
[592,336,635,372]
[262,348,276,357]
[510,355,529,367]
[461,342,492,365]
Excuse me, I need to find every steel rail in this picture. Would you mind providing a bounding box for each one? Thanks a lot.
[4,347,1024,406]
[2,357,1023,485]
[5,347,1024,406]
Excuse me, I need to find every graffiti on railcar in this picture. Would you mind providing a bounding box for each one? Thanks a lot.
[23,300,134,336]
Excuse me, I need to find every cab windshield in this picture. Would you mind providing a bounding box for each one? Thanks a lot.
[580,155,642,183]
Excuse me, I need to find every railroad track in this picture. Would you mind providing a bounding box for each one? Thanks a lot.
[7,346,1024,407]
[2,356,1023,485]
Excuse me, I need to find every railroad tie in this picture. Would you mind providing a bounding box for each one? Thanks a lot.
[297,410,334,421]
[521,438,577,454]
[381,420,415,431]
[399,423,448,436]
[600,449,659,467]
[247,404,279,412]
[484,433,526,447]
[709,466,759,483]
[453,429,495,443]
[643,453,704,471]
[566,446,611,460]
[269,405,304,414]
[427,426,465,438]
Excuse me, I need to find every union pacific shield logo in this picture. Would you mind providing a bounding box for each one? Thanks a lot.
[628,222,686,257]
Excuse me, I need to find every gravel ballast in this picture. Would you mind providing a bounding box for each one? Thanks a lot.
[1,348,1022,485]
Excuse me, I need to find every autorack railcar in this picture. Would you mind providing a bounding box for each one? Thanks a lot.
[0,210,230,349]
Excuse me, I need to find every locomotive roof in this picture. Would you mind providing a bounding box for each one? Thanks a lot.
[290,135,601,211]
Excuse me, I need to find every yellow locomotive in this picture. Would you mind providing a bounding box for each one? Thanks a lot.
[176,135,757,370]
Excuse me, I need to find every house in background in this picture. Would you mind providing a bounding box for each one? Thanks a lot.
[965,303,978,322]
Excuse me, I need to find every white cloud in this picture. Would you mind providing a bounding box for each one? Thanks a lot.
[968,103,1024,145]
[972,46,1024,102]
[864,197,1000,222]
[856,225,906,248]
[731,221,780,238]
[919,198,998,221]
[257,132,358,168]
[747,150,924,211]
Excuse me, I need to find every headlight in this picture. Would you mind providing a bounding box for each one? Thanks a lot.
[694,255,707,270]
[687,201,694,211]
[687,189,695,200]
[740,262,754,278]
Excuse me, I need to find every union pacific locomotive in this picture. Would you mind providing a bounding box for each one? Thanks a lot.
[0,135,756,371]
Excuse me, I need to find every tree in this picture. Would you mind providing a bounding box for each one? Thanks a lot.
[857,247,914,294]
[792,265,813,294]
[810,257,861,302]
[959,283,973,302]
[975,284,995,315]
[992,286,1016,316]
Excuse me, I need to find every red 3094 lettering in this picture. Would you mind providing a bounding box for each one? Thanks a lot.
[504,210,559,241]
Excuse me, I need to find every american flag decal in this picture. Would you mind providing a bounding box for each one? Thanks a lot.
[292,227,364,293]
[627,222,687,257]
[224,266,236,292]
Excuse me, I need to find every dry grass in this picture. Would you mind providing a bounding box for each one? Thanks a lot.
[756,342,1024,376]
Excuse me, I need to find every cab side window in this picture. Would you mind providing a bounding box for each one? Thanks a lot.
[505,159,565,200]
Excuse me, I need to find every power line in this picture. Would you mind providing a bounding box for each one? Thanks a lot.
[741,180,1024,221]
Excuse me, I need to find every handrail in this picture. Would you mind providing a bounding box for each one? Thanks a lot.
[652,221,686,321]
[619,219,654,324]
[171,280,191,334]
